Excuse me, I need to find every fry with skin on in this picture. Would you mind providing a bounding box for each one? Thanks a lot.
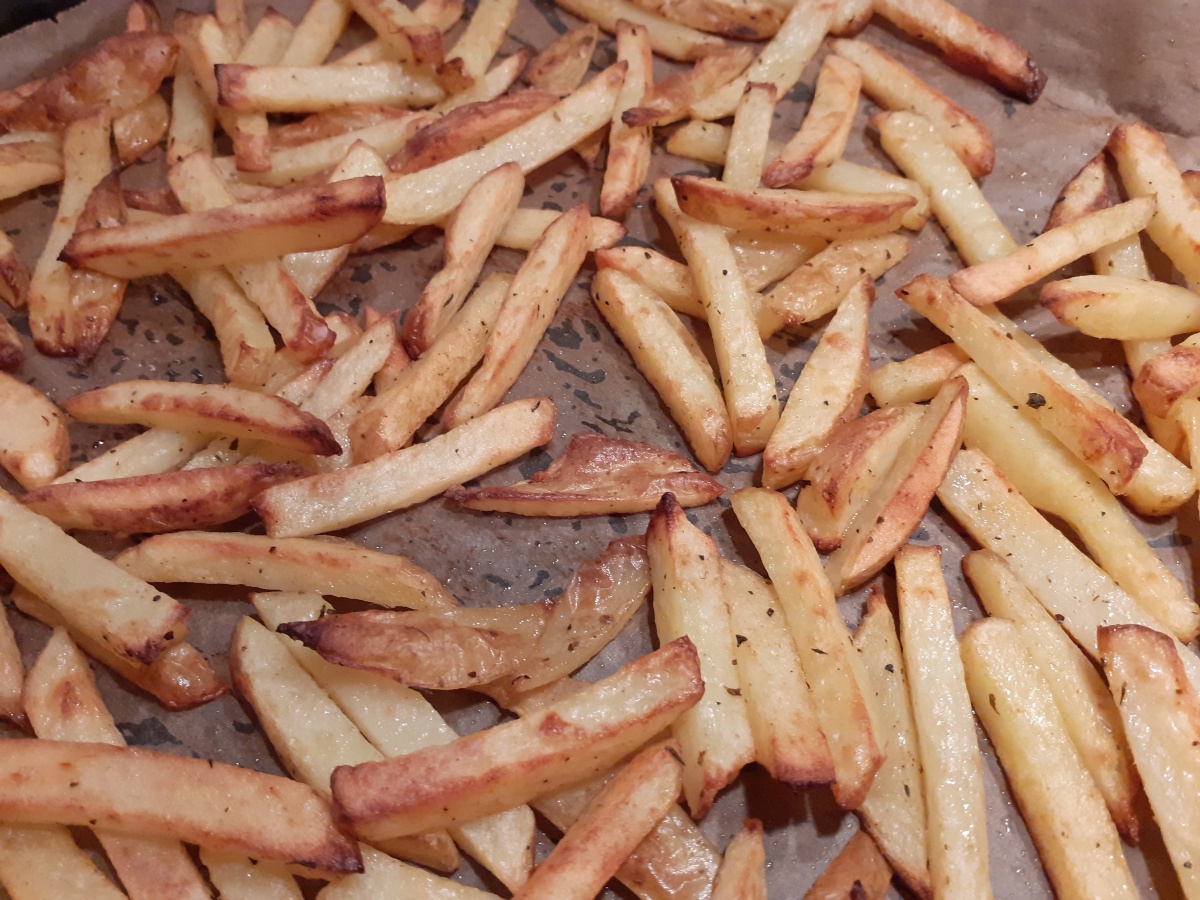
[600,22,654,219]
[763,55,860,188]
[167,56,213,166]
[711,820,767,900]
[433,47,533,114]
[722,82,777,192]
[515,742,683,900]
[803,830,892,900]
[0,373,68,489]
[731,487,882,809]
[523,24,598,92]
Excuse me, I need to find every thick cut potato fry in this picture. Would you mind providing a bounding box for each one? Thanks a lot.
[763,55,860,188]
[0,489,188,665]
[722,82,777,191]
[0,824,127,900]
[963,550,1141,843]
[1134,344,1200,420]
[949,197,1156,306]
[442,206,589,426]
[898,275,1145,493]
[937,448,1200,694]
[723,560,834,788]
[959,363,1198,642]
[64,380,340,457]
[824,377,967,593]
[0,373,69,489]
[763,277,871,489]
[796,406,923,551]
[494,207,626,253]
[0,140,63,202]
[853,589,931,898]
[868,344,967,407]
[1044,274,1200,338]
[804,830,892,900]
[628,0,783,38]
[330,637,702,839]
[119,531,456,610]
[401,163,524,355]
[216,61,443,114]
[173,266,274,386]
[656,180,778,455]
[592,268,732,471]
[167,56,214,166]
[349,0,444,66]
[552,0,726,61]
[433,48,532,114]
[52,428,212,484]
[0,739,361,877]
[199,849,302,900]
[320,846,498,898]
[444,0,518,80]
[517,744,682,900]
[382,65,625,225]
[648,495,753,818]
[524,24,598,92]
[447,433,723,517]
[270,105,414,148]
[1099,625,1200,897]
[113,93,170,167]
[255,397,556,536]
[731,488,882,809]
[20,463,304,534]
[600,22,654,219]
[894,545,990,900]
[961,619,1137,900]
[623,48,754,129]
[673,176,915,239]
[595,246,703,318]
[710,820,766,900]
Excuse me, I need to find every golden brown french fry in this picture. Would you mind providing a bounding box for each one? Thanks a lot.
[626,0,784,39]
[330,637,703,840]
[0,234,30,311]
[524,24,598,92]
[552,0,727,61]
[867,344,967,407]
[622,48,754,129]
[167,55,214,166]
[895,544,990,900]
[648,495,753,818]
[112,92,169,168]
[0,139,63,202]
[762,277,871,489]
[763,55,860,188]
[1099,625,1200,897]
[433,47,532,114]
[173,266,274,387]
[710,820,767,900]
[723,560,835,788]
[1044,275,1200,338]
[444,0,517,80]
[963,549,1142,843]
[441,206,589,426]
[516,742,683,900]
[595,245,703,316]
[722,81,777,191]
[962,619,1137,900]
[804,830,892,900]
[216,61,443,113]
[350,0,444,66]
[731,488,882,809]
[199,849,303,900]
[0,825,127,900]
[0,372,68,489]
[600,22,654,219]
[495,207,626,252]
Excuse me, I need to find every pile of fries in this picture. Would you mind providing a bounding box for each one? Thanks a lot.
[0,0,1199,895]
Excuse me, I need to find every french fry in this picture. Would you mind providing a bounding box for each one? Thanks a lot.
[330,637,703,840]
[762,277,871,489]
[167,56,214,166]
[381,64,625,225]
[622,48,754,129]
[0,373,68,489]
[433,48,532,114]
[1099,625,1200,897]
[656,180,779,455]
[174,267,274,386]
[401,163,523,355]
[830,38,994,179]
[271,105,414,148]
[958,363,1199,643]
[254,396,556,536]
[711,820,767,900]
[444,0,518,81]
[0,605,24,730]
[441,206,589,426]
[281,0,354,67]
[824,377,967,593]
[690,0,837,121]
[961,618,1137,900]
[763,55,860,188]
[876,111,1016,266]
[1134,344,1200,420]
[214,0,248,50]
[722,82,777,191]
[600,22,654,219]
[595,246,703,316]
[117,531,457,611]
[516,742,684,900]
[895,545,990,900]
[0,312,20,369]
[496,206,626,252]
[830,0,872,34]
[552,0,726,62]
[199,849,302,900]
[804,830,892,900]
[963,550,1142,843]
[628,0,784,38]
[1044,274,1200,338]
[949,197,1156,306]
[852,588,931,899]
[24,629,218,900]
[0,233,29,311]
[722,560,835,788]
[731,487,882,809]
[647,495,754,818]
[524,24,598,92]
[52,428,213,485]
[868,344,968,407]
[0,825,127,900]
[0,140,63,202]
[216,62,443,113]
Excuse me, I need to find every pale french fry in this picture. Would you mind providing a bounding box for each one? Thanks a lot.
[173,264,275,387]
[722,560,835,787]
[852,588,931,898]
[690,0,837,121]
[1134,344,1200,420]
[226,10,294,173]
[763,55,859,188]
[524,24,598,92]
[351,0,444,66]
[441,206,589,426]
[0,140,63,202]
[0,605,23,729]
[830,39,994,178]
[401,163,523,355]
[281,0,354,66]
[199,849,303,900]
[804,830,892,900]
[656,180,779,455]
[949,198,1156,306]
[895,545,990,900]
[552,0,726,61]
[167,56,214,166]
[824,377,967,593]
[867,344,967,407]
[600,22,654,220]
[648,495,754,818]
[627,0,784,38]
[214,0,248,50]
[320,846,497,900]
[0,372,68,489]
[1099,625,1200,897]
[711,820,767,900]
[762,277,871,488]
[958,363,1199,642]
[937,448,1200,694]
[1044,275,1200,338]
[24,629,218,900]
[53,428,213,484]
[731,487,882,809]
[297,317,397,423]
[830,0,871,34]
[444,0,518,80]
[495,206,626,253]
[0,825,127,900]
[722,82,777,191]
[433,48,532,114]
[595,246,703,317]
[961,618,1137,900]
[216,62,443,113]
[623,48,754,129]
[330,638,703,840]
[963,549,1142,843]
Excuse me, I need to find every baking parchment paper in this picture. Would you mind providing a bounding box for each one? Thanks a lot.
[1,0,1198,896]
